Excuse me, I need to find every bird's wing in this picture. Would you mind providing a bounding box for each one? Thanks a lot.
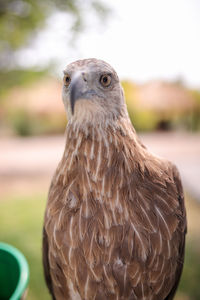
[124,156,187,299]
[164,163,187,300]
[42,226,56,300]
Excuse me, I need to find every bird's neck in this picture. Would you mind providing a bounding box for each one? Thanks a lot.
[53,116,147,203]
[61,116,145,177]
[65,115,140,153]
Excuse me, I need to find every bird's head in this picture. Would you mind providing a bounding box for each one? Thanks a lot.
[62,58,128,125]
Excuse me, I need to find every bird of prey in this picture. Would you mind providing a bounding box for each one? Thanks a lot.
[43,58,187,300]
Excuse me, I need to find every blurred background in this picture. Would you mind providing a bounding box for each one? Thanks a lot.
[0,0,200,299]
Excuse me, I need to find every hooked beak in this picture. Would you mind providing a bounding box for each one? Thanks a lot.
[69,73,85,115]
[69,72,98,115]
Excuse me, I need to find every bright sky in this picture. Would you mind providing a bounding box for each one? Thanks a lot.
[17,0,200,87]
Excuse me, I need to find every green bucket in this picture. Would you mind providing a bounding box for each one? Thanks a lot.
[0,242,29,300]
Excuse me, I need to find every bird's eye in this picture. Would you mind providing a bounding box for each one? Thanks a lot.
[100,74,112,87]
[63,74,71,87]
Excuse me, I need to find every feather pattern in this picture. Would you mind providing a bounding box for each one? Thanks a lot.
[43,118,186,300]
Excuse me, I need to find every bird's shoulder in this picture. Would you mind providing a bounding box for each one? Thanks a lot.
[143,152,186,214]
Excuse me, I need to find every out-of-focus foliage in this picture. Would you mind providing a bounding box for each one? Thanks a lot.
[122,80,199,132]
[0,0,108,65]
[122,81,159,131]
[0,69,47,97]
[1,77,66,136]
[8,110,66,136]
[0,0,109,95]
[189,89,200,130]
[179,243,200,299]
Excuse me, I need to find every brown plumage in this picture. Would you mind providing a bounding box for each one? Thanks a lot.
[43,58,187,300]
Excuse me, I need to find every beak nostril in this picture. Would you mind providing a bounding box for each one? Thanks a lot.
[82,72,87,82]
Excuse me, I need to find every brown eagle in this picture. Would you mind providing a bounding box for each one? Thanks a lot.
[43,58,187,300]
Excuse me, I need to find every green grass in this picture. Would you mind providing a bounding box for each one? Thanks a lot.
[0,193,200,299]
[0,194,50,300]
[179,243,200,300]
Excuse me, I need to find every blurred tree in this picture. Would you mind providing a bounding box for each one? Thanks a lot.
[0,0,109,95]
[189,89,200,130]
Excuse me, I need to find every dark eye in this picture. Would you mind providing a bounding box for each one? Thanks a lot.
[63,74,71,87]
[100,74,112,87]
